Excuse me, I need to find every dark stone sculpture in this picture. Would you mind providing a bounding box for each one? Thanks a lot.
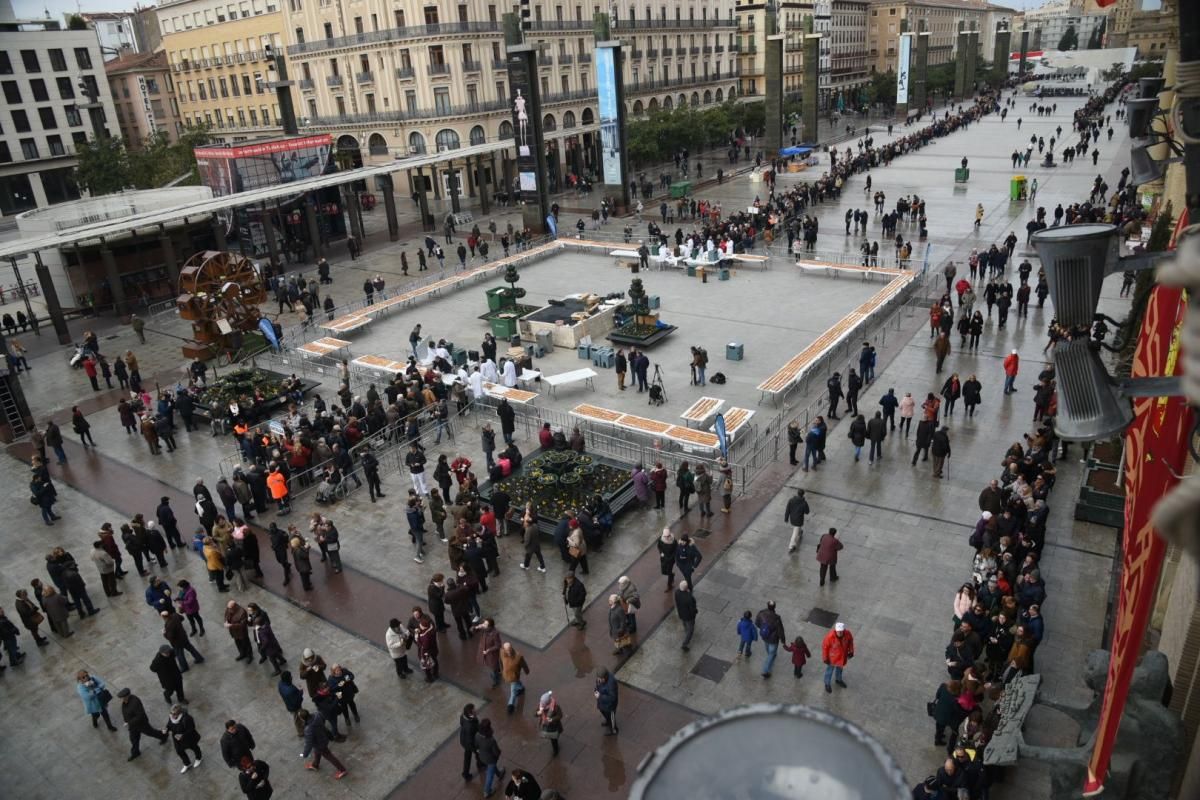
[1016,650,1184,799]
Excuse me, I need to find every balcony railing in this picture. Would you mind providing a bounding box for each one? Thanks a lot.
[305,99,509,126]
[690,46,700,54]
[525,19,593,32]
[356,71,374,84]
[559,53,573,64]
[287,21,503,56]
[428,63,451,76]
[703,45,712,54]
[492,58,507,69]
[647,48,659,58]
[578,53,591,63]
[715,44,724,52]
[326,74,343,87]
[395,66,415,79]
[298,79,314,90]
[618,18,735,31]
[626,69,741,94]
[538,56,553,66]
[542,88,597,105]
[632,49,644,59]
[462,59,482,72]
[662,47,673,56]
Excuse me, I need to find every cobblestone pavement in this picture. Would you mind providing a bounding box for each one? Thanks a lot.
[0,92,1133,798]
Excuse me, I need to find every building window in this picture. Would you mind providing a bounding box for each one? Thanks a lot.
[405,89,417,111]
[261,106,270,125]
[74,48,93,70]
[0,53,10,75]
[65,106,81,126]
[11,109,29,132]
[198,82,207,99]
[38,107,57,129]
[47,134,65,156]
[249,109,258,126]
[56,77,74,99]
[20,50,41,72]
[242,75,252,94]
[146,78,160,95]
[48,49,67,71]
[424,5,439,25]
[335,96,346,115]
[2,81,20,103]
[0,142,9,162]
[366,93,376,113]
[294,27,304,44]
[434,87,450,114]
[19,138,38,159]
[324,21,334,38]
[219,77,229,97]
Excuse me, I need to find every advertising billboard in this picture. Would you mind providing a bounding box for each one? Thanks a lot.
[896,33,912,105]
[194,134,333,198]
[596,44,623,187]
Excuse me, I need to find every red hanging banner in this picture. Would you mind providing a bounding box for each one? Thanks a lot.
[1083,275,1191,794]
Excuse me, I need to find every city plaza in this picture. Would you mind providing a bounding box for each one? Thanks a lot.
[0,91,1134,798]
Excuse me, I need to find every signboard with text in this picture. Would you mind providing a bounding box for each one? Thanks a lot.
[897,33,912,105]
[596,44,623,186]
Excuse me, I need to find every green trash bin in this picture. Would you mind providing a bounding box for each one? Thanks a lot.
[489,314,518,340]
[485,287,510,312]
[1009,175,1027,201]
[670,181,692,199]
[954,168,969,183]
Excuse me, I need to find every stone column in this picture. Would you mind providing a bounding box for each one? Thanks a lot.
[447,159,462,214]
[914,26,930,113]
[415,167,434,232]
[378,174,400,242]
[261,203,281,267]
[802,33,821,144]
[964,26,979,96]
[34,253,71,344]
[993,25,1011,88]
[212,213,228,250]
[1018,30,1030,77]
[159,225,180,286]
[764,3,784,158]
[100,243,129,316]
[954,22,969,101]
[477,156,491,215]
[305,197,324,259]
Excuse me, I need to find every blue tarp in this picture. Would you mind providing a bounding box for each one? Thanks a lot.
[779,146,812,157]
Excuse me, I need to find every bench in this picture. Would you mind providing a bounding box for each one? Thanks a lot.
[543,367,597,396]
[713,407,755,441]
[681,396,725,428]
[296,337,352,358]
[663,425,721,449]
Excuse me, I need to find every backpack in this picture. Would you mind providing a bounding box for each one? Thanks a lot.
[710,372,727,384]
[758,619,773,641]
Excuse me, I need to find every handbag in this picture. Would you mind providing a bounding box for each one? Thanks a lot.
[568,546,582,559]
[31,611,44,626]
[419,652,434,671]
[97,688,113,706]
[926,700,936,718]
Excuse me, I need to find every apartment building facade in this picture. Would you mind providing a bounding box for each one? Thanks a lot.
[0,14,119,216]
[105,50,185,146]
[830,0,869,105]
[75,11,142,59]
[867,0,1013,77]
[281,1,738,199]
[156,0,284,141]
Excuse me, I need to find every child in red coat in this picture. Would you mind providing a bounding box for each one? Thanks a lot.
[783,635,813,678]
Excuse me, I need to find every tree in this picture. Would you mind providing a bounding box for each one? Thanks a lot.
[74,136,131,195]
[865,70,897,109]
[66,14,88,30]
[1058,25,1078,52]
[1087,18,1106,50]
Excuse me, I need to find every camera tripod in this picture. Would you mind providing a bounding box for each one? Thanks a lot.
[649,364,667,405]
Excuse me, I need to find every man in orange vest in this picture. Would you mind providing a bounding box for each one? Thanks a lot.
[267,467,290,515]
[821,622,855,693]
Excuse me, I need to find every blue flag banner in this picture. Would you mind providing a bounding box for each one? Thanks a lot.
[258,318,280,350]
[714,413,729,459]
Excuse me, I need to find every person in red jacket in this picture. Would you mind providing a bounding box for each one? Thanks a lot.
[821,622,855,692]
[1003,349,1020,395]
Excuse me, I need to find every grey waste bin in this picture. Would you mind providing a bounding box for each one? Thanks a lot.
[535,329,554,353]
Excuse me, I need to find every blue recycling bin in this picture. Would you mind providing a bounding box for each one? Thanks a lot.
[726,342,744,361]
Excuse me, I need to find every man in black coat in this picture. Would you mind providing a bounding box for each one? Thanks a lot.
[931,426,952,478]
[458,703,484,780]
[267,524,291,586]
[427,576,449,631]
[156,497,183,550]
[826,372,843,419]
[497,399,516,445]
[150,644,187,704]
[866,411,887,464]
[220,719,256,768]
[784,489,810,553]
[845,369,862,416]
[912,418,935,465]
[674,580,698,651]
[118,688,167,759]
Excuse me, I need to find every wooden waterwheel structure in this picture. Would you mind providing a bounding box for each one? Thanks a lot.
[176,251,267,359]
